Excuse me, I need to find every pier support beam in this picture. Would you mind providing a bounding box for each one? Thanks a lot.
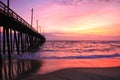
[14,30,20,55]
[6,28,11,60]
[3,27,6,54]
[10,29,13,54]
[24,34,27,52]
[0,27,2,64]
[20,32,24,53]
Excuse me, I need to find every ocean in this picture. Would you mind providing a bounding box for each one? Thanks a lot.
[37,40,120,59]
[35,40,120,74]
[12,40,120,59]
[1,40,120,78]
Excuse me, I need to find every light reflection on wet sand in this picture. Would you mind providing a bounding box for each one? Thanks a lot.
[38,58,120,74]
[1,58,119,80]
[21,58,120,80]
[0,59,42,80]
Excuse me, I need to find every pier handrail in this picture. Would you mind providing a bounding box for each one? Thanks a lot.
[0,1,37,33]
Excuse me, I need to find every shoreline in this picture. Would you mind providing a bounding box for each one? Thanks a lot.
[21,58,120,80]
[1,58,120,80]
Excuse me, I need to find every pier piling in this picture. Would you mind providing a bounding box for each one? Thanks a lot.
[0,1,46,64]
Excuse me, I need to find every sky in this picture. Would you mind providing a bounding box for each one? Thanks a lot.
[2,0,120,40]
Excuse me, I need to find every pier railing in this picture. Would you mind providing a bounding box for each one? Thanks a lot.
[0,1,46,64]
[0,1,37,33]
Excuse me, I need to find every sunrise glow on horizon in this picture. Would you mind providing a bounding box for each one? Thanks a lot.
[6,0,120,40]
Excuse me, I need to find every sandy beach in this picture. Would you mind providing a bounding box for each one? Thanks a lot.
[21,67,120,80]
[19,58,120,80]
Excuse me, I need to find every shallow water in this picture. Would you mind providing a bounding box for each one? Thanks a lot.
[35,40,120,74]
[11,40,120,74]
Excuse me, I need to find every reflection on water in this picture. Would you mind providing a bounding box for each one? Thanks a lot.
[0,59,41,80]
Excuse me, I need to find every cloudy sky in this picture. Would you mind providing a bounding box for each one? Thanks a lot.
[2,0,120,40]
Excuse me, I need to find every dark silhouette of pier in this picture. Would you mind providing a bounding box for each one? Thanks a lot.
[0,1,46,64]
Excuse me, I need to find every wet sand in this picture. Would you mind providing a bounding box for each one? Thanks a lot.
[22,67,120,80]
[0,59,42,80]
[21,58,120,80]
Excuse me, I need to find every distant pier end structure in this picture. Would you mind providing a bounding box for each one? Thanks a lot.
[0,1,46,62]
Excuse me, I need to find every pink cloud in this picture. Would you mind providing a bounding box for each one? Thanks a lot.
[9,0,120,40]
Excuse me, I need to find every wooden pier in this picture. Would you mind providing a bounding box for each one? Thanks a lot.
[0,1,46,64]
